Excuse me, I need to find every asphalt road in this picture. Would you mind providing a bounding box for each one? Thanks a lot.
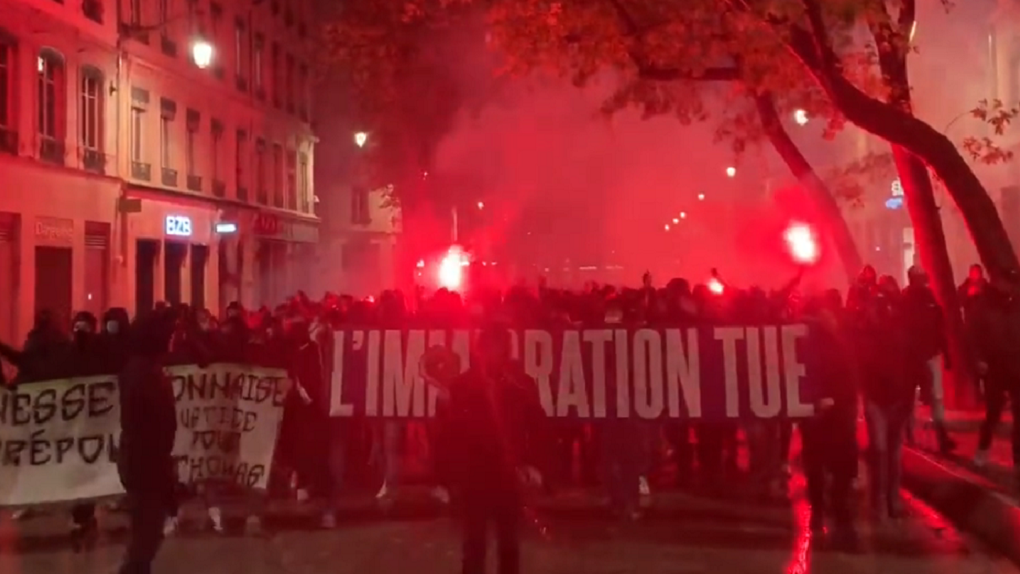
[0,485,1016,574]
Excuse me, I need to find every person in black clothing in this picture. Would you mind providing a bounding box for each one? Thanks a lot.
[117,309,178,574]
[901,266,955,454]
[969,270,1020,480]
[69,311,104,549]
[801,290,858,547]
[438,325,545,574]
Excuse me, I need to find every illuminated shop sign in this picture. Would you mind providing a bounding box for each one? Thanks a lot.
[215,222,238,234]
[885,178,904,210]
[165,215,193,237]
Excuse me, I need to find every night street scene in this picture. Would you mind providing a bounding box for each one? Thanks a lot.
[8,0,1020,573]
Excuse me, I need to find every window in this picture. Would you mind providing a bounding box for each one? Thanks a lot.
[272,143,283,206]
[185,109,198,176]
[130,107,144,161]
[285,148,296,209]
[80,67,104,172]
[255,138,266,203]
[351,186,370,225]
[211,120,223,181]
[298,152,309,213]
[160,115,172,167]
[159,98,177,186]
[130,0,142,26]
[37,50,65,164]
[270,43,280,106]
[0,39,14,140]
[284,54,295,111]
[253,34,264,91]
[159,0,169,32]
[297,63,309,119]
[234,18,247,88]
[236,129,247,187]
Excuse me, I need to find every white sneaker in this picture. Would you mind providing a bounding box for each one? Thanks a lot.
[432,486,451,505]
[163,517,179,536]
[973,449,990,468]
[207,506,224,533]
[638,476,650,497]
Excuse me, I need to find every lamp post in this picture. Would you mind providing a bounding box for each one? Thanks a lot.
[191,38,214,69]
[354,131,369,148]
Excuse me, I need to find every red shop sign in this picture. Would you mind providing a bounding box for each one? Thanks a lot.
[254,213,281,236]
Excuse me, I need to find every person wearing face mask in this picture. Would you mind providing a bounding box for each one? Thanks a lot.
[0,309,71,383]
[100,308,132,372]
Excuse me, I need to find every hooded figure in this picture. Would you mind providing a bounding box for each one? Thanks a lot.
[117,308,178,574]
[0,310,70,383]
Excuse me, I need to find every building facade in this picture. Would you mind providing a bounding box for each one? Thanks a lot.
[0,0,317,341]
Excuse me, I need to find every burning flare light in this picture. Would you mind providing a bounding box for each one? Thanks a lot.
[438,246,469,290]
[784,223,820,265]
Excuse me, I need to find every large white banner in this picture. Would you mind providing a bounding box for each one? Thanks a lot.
[0,364,290,507]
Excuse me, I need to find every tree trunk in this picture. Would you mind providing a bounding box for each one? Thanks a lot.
[874,40,975,408]
[754,93,864,285]
[792,49,1020,279]
[891,147,973,407]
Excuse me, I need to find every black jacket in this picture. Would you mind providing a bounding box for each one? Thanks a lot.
[437,363,546,495]
[117,355,177,494]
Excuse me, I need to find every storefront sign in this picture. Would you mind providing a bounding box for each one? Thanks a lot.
[253,213,318,243]
[34,217,73,245]
[166,215,193,237]
[215,222,238,234]
[254,214,280,236]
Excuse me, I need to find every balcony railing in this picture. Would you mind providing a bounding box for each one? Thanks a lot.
[187,174,202,192]
[132,161,151,181]
[39,137,64,165]
[213,180,226,197]
[0,128,17,155]
[82,148,105,174]
[162,167,178,187]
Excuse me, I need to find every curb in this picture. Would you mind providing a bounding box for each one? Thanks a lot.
[902,447,1020,564]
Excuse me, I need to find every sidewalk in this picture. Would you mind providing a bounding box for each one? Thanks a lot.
[902,407,1020,565]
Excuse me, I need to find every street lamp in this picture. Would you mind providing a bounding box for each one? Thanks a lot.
[477,201,484,210]
[793,109,809,126]
[664,224,670,231]
[680,211,687,219]
[697,193,705,200]
[354,131,369,148]
[725,166,736,178]
[672,217,679,224]
[191,38,214,69]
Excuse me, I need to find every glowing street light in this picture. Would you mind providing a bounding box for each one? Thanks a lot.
[680,211,687,219]
[672,217,679,224]
[725,166,736,178]
[354,131,369,148]
[697,193,705,201]
[793,109,809,126]
[664,224,670,231]
[477,201,484,210]
[191,38,214,69]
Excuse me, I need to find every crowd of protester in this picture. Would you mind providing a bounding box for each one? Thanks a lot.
[0,261,1016,569]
